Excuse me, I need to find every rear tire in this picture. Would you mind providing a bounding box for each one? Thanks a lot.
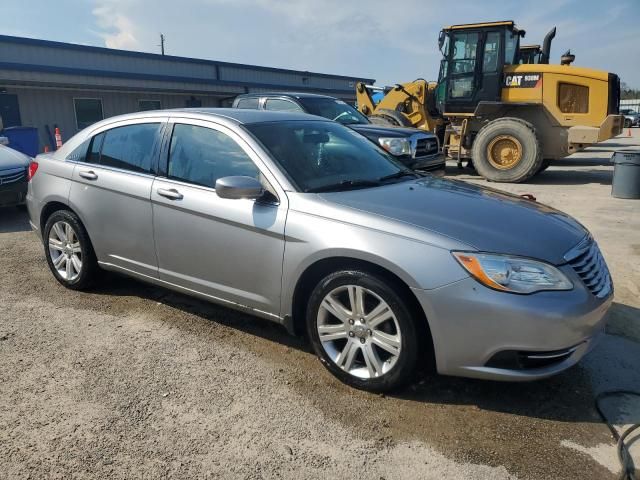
[43,210,99,290]
[472,118,542,183]
[369,109,412,128]
[306,269,419,392]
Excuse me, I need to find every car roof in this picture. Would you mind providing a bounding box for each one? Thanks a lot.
[81,108,330,131]
[235,92,337,100]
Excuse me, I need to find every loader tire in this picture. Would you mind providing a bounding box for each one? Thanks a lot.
[472,118,543,183]
[369,109,412,128]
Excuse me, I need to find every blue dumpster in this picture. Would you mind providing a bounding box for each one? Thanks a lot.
[2,126,39,157]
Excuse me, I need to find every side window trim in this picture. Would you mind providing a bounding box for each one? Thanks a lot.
[75,121,166,177]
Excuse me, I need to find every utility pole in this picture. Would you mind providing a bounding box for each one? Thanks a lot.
[159,33,165,56]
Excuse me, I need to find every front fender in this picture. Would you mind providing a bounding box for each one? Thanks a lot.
[280,209,469,318]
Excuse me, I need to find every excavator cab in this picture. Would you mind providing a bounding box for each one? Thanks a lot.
[435,21,524,114]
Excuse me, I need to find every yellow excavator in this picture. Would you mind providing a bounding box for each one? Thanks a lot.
[356,21,624,182]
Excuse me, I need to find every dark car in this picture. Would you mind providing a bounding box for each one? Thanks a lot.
[0,144,31,207]
[232,93,444,171]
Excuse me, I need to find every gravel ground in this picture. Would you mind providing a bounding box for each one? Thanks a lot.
[1,132,638,479]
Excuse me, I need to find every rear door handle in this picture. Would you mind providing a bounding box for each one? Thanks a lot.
[157,188,184,200]
[79,170,98,180]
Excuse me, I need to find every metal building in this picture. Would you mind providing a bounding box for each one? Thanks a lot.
[0,35,374,150]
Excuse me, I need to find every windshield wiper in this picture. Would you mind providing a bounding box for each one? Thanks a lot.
[305,179,381,193]
[378,170,420,182]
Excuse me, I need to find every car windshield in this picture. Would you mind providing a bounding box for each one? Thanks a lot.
[245,120,413,192]
[298,97,370,125]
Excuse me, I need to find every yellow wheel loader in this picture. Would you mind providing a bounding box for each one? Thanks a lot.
[356,21,624,183]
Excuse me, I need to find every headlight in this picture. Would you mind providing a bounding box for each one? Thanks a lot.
[378,137,411,156]
[452,252,573,294]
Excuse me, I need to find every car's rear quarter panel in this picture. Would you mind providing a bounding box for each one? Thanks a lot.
[27,154,75,237]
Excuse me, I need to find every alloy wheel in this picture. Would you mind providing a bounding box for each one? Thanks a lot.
[316,285,401,379]
[48,221,82,281]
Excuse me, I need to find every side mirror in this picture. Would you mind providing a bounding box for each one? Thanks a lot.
[215,176,264,200]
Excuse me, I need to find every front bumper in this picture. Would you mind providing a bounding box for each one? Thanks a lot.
[396,152,445,171]
[0,179,27,207]
[412,267,612,381]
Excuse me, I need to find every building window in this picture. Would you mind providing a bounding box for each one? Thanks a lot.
[138,99,161,111]
[74,98,104,130]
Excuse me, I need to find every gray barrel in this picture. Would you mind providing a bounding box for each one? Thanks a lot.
[612,151,640,199]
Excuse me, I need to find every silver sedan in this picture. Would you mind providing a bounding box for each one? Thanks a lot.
[26,109,612,392]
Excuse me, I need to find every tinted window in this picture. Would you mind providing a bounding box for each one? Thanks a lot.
[483,32,501,72]
[298,97,369,125]
[505,30,519,64]
[99,124,159,173]
[66,138,91,162]
[168,124,260,188]
[74,99,104,130]
[246,120,404,192]
[236,97,260,109]
[451,32,478,74]
[86,132,104,164]
[265,99,303,112]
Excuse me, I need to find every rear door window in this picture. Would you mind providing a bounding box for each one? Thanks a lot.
[84,132,104,164]
[235,97,260,109]
[98,124,160,173]
[264,98,303,112]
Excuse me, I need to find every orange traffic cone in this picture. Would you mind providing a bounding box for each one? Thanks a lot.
[54,128,63,149]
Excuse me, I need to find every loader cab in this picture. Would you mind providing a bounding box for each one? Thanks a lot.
[435,21,523,114]
[519,45,542,64]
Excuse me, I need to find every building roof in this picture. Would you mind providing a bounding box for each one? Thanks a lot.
[0,35,374,91]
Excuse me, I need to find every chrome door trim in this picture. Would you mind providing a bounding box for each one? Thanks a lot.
[97,260,282,321]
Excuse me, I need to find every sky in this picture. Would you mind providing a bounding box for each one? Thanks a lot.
[1,0,639,88]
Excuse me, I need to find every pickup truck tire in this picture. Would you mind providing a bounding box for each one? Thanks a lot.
[369,109,413,128]
[472,118,543,183]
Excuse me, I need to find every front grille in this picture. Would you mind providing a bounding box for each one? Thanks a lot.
[565,237,612,298]
[0,167,27,185]
[414,137,439,158]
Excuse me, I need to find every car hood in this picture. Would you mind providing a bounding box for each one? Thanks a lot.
[318,177,587,265]
[348,124,432,138]
[0,145,31,170]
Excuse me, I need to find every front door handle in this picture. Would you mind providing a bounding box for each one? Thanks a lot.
[157,188,184,200]
[79,170,98,180]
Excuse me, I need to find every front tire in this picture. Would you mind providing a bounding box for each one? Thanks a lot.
[472,118,542,183]
[306,269,419,392]
[43,210,99,290]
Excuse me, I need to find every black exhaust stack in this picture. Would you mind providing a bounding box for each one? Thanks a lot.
[540,27,556,64]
